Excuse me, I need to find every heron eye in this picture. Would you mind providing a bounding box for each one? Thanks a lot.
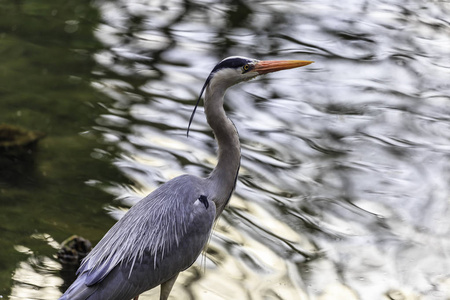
[242,64,250,73]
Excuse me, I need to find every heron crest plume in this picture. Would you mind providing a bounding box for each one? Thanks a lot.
[187,56,313,136]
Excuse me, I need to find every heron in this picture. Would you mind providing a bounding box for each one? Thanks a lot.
[59,56,313,300]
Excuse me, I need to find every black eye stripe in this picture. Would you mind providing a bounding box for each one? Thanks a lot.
[211,57,252,73]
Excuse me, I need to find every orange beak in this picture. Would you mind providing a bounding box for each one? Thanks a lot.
[254,60,313,75]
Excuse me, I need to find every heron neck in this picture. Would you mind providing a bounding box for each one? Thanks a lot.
[204,84,241,218]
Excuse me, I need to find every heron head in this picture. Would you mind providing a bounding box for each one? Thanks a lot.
[205,56,313,88]
[207,56,261,87]
[187,56,313,136]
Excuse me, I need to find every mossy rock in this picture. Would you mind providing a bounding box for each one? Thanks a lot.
[57,235,92,265]
[0,124,45,157]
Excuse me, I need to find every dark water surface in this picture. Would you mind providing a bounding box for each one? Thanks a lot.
[1,0,450,299]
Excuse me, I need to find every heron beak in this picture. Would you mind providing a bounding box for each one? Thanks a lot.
[254,60,313,75]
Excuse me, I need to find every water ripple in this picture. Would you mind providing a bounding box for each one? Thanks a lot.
[78,0,450,299]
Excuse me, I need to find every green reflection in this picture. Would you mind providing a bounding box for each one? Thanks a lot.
[0,0,122,297]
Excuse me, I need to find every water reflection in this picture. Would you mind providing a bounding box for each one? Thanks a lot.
[7,0,450,299]
[10,235,63,300]
[86,0,450,299]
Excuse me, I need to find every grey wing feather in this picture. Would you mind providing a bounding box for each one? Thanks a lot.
[60,175,216,300]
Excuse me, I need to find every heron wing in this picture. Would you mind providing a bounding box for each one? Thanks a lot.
[60,175,215,300]
[83,256,116,286]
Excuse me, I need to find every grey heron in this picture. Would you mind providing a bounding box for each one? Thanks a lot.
[59,56,313,300]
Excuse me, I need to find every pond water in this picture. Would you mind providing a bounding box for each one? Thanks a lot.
[1,0,450,299]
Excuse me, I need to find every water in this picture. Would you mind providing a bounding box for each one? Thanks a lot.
[1,0,450,299]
